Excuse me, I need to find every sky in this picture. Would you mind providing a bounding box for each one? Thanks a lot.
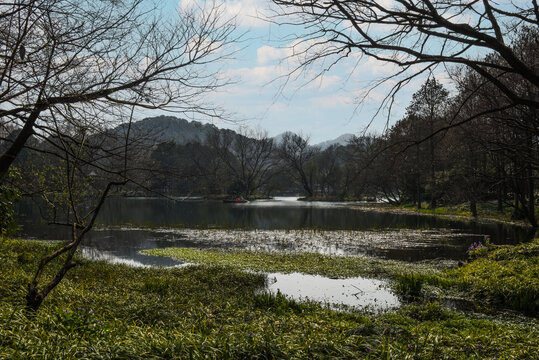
[151,0,450,144]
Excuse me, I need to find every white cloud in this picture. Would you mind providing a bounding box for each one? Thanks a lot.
[227,65,284,85]
[303,74,342,91]
[179,0,270,28]
[310,94,354,108]
[255,39,345,86]
[257,45,288,65]
[362,57,400,76]
[352,88,386,104]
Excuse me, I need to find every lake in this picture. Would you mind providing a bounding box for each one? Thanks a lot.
[15,197,533,311]
[16,197,533,263]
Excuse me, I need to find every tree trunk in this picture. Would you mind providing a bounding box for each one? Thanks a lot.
[512,191,521,220]
[526,164,536,227]
[26,256,78,312]
[526,128,536,227]
[497,180,504,212]
[244,182,251,199]
[24,180,125,311]
[299,169,313,197]
[25,287,44,312]
[0,109,42,180]
[470,199,477,217]
[416,174,422,209]
[428,107,436,210]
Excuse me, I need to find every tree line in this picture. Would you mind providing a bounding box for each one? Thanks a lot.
[150,27,537,226]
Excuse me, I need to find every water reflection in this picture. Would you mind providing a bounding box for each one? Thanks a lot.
[265,272,400,311]
[78,229,184,267]
[80,247,182,267]
[17,197,533,242]
[15,197,534,264]
[14,197,534,310]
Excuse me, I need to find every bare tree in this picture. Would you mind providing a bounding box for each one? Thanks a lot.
[20,110,143,310]
[0,0,237,180]
[271,0,539,111]
[449,48,538,225]
[276,133,318,197]
[314,145,341,197]
[406,78,449,208]
[208,126,275,198]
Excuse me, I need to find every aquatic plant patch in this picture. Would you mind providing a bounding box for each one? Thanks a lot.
[390,239,539,314]
[142,247,444,279]
[144,242,539,315]
[149,228,476,258]
[447,239,539,314]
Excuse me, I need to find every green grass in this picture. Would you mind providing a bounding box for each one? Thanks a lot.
[142,247,444,279]
[399,202,473,217]
[394,201,537,226]
[1,238,538,359]
[446,239,539,314]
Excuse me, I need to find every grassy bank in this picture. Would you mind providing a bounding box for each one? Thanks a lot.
[1,238,537,359]
[447,240,539,314]
[350,201,537,228]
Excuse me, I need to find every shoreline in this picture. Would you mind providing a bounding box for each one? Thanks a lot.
[347,202,536,229]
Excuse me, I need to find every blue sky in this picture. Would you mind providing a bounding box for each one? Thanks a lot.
[153,0,451,144]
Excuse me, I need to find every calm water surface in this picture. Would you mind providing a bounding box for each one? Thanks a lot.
[17,197,533,265]
[15,197,533,310]
[265,272,400,312]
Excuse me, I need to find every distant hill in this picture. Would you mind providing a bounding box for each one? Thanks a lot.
[272,132,355,149]
[271,131,295,146]
[314,134,355,150]
[112,115,224,145]
[112,116,355,149]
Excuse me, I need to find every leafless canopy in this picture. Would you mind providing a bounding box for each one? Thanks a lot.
[209,126,275,198]
[271,0,539,110]
[0,0,238,179]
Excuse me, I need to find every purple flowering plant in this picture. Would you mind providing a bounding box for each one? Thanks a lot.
[467,236,493,259]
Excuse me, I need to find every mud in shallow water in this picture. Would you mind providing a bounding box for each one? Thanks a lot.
[73,227,484,266]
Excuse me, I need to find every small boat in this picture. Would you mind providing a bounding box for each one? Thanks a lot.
[223,197,249,203]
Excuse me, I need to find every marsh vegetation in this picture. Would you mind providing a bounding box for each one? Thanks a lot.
[1,237,537,359]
